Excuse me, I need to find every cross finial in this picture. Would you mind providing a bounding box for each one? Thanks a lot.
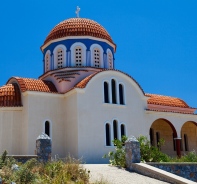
[75,6,80,18]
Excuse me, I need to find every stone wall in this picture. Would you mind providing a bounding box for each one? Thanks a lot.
[125,136,141,170]
[36,133,51,162]
[9,155,37,163]
[147,163,197,182]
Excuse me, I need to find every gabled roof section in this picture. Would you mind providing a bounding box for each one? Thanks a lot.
[0,83,22,107]
[74,69,145,95]
[145,93,189,108]
[75,72,101,88]
[7,77,58,93]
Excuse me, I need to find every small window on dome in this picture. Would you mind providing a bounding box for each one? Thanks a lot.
[108,53,113,69]
[45,53,50,72]
[75,47,82,66]
[57,49,63,68]
[94,48,100,68]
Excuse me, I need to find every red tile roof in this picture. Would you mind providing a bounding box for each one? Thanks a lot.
[7,77,58,93]
[43,18,115,47]
[145,93,189,108]
[0,83,22,107]
[74,69,145,95]
[75,72,100,88]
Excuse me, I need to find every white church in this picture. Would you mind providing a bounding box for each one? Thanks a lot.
[0,10,197,163]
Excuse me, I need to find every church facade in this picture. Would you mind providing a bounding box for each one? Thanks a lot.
[0,16,197,163]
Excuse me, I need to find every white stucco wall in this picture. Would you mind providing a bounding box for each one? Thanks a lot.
[75,70,148,163]
[21,92,65,156]
[63,90,79,159]
[0,108,22,155]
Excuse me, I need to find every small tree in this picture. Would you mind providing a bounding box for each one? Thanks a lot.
[137,135,170,162]
[103,136,127,168]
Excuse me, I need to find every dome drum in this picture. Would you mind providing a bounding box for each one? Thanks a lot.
[43,39,115,73]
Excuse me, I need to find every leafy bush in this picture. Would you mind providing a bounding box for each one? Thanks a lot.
[103,135,171,167]
[0,150,17,170]
[103,136,127,167]
[0,153,92,184]
[38,156,90,184]
[1,158,39,184]
[137,135,170,162]
[169,150,197,162]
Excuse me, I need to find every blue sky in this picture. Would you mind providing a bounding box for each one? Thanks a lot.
[0,0,197,107]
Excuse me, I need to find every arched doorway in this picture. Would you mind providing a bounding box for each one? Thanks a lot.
[150,118,177,157]
[181,121,197,153]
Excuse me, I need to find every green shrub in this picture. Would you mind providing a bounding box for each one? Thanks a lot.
[0,150,8,168]
[103,136,127,167]
[169,150,197,162]
[103,135,171,167]
[0,155,91,184]
[0,150,16,169]
[137,135,170,162]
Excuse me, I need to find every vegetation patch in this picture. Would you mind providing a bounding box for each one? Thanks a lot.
[103,135,197,168]
[0,151,106,184]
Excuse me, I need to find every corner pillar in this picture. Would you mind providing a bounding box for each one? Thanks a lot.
[36,133,52,162]
[125,136,141,170]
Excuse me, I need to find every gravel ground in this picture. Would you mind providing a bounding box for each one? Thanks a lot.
[83,164,169,184]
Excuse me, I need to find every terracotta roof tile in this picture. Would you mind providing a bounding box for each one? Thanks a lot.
[145,93,189,108]
[74,69,145,95]
[8,77,58,93]
[75,72,100,88]
[43,18,115,47]
[0,83,22,107]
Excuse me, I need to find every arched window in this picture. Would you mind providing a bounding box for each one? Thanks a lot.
[57,48,63,68]
[53,45,67,69]
[104,82,109,103]
[119,84,124,105]
[120,124,125,138]
[111,79,116,104]
[113,120,118,140]
[105,123,111,146]
[45,53,50,72]
[90,44,103,68]
[108,53,113,69]
[75,47,82,66]
[45,121,50,137]
[94,48,100,67]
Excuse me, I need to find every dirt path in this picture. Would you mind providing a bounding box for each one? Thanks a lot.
[83,164,169,184]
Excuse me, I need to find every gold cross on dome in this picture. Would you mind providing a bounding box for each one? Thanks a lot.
[75,6,80,18]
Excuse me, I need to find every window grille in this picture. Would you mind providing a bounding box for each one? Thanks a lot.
[57,49,63,68]
[75,47,82,66]
[94,49,100,67]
